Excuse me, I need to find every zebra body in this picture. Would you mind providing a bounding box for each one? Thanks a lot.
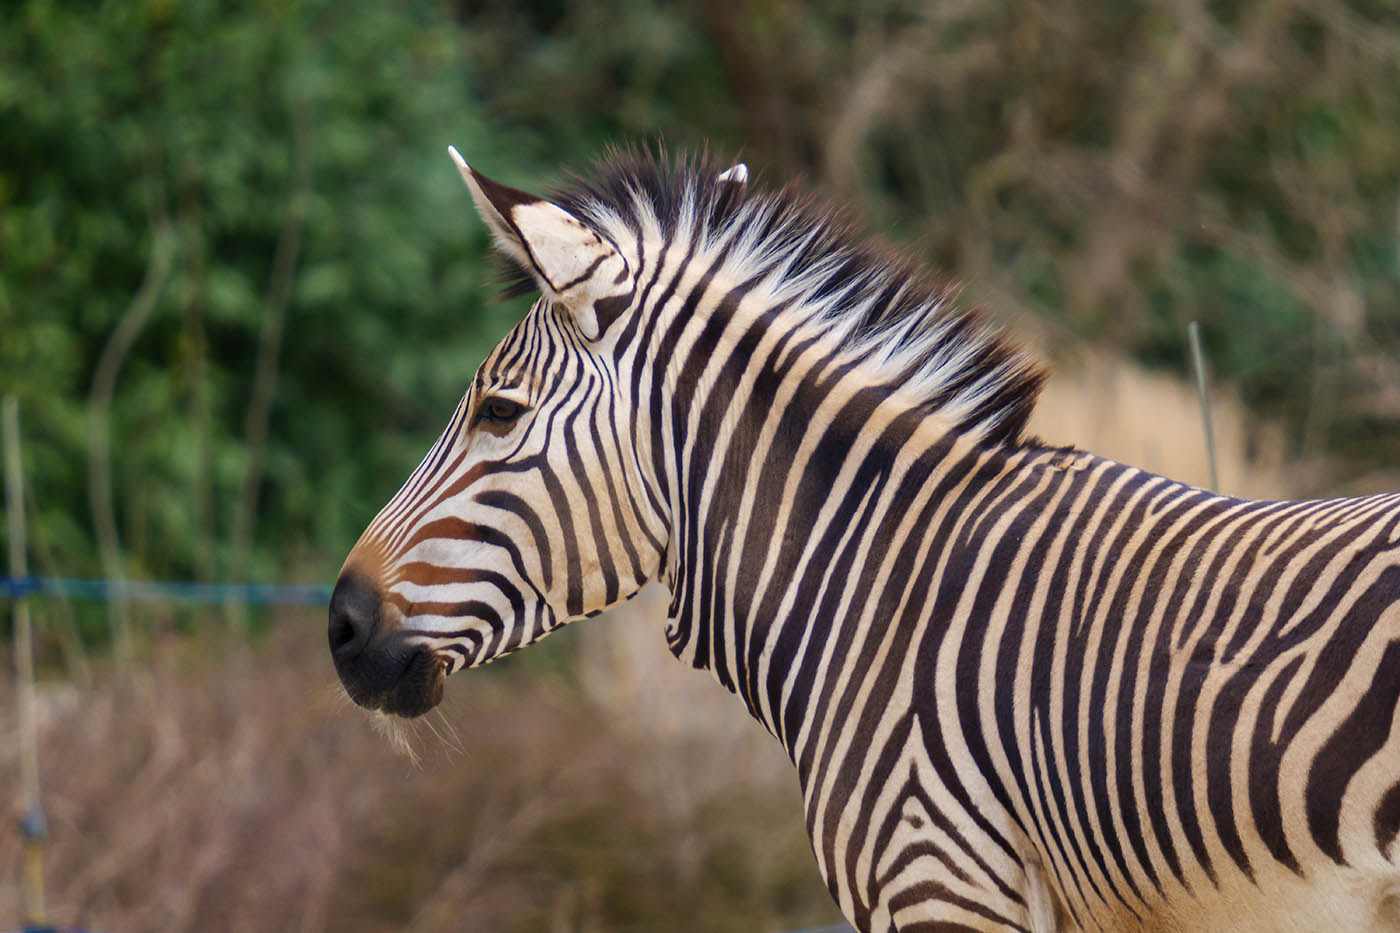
[328,149,1400,931]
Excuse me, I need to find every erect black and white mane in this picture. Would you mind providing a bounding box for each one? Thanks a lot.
[499,148,1047,447]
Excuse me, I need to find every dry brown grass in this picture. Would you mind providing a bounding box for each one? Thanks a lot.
[1030,339,1298,500]
[0,610,839,933]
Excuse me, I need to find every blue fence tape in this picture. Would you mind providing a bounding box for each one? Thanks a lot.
[0,577,333,606]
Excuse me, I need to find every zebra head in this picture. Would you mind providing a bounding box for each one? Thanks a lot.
[328,148,690,716]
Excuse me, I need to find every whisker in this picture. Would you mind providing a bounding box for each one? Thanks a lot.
[369,711,422,768]
[429,707,466,758]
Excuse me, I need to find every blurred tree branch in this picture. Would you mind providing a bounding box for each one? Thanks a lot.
[227,96,313,633]
[87,181,176,667]
[176,162,216,589]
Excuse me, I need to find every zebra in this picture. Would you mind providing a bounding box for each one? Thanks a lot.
[328,147,1400,932]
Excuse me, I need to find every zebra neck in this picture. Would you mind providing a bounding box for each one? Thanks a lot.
[654,311,1036,751]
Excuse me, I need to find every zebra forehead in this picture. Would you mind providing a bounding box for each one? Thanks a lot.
[477,302,561,375]
[514,145,1047,447]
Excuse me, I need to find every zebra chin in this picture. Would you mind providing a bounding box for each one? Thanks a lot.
[340,644,445,718]
[328,570,447,718]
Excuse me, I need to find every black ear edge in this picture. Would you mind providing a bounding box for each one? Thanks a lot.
[448,146,545,224]
[467,166,545,219]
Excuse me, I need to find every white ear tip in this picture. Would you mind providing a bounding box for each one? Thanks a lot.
[447,145,470,175]
[718,163,748,184]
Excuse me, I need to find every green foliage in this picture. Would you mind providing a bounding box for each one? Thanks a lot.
[3,0,1400,649]
[1,0,531,636]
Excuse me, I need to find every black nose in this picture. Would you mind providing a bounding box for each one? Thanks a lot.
[329,571,380,666]
[328,570,444,717]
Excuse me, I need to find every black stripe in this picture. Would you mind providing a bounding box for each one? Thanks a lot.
[1304,580,1400,863]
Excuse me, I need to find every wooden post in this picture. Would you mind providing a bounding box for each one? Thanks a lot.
[1187,321,1220,492]
[4,396,47,928]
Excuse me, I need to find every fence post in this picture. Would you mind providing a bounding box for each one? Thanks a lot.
[5,396,48,929]
[1187,321,1220,492]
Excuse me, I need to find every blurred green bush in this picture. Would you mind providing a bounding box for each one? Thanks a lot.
[2,0,1399,648]
[1,0,529,636]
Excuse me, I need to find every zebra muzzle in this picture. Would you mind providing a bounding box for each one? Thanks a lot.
[329,571,445,717]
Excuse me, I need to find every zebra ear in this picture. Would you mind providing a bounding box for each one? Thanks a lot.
[448,147,631,338]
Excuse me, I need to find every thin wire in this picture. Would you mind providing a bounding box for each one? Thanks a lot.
[0,577,333,605]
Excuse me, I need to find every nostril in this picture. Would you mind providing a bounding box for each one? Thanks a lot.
[328,571,381,664]
[329,613,357,652]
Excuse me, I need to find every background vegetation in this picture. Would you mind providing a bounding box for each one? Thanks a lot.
[5,0,1400,624]
[1,0,1398,929]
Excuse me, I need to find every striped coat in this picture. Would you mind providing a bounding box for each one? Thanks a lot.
[329,148,1400,931]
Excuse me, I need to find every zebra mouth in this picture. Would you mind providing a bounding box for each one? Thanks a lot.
[344,645,446,719]
[381,648,445,718]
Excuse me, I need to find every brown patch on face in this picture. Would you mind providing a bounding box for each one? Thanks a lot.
[341,531,394,593]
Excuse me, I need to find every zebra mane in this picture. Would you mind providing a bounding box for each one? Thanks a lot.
[499,147,1047,447]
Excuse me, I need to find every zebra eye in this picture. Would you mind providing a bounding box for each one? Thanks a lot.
[476,397,527,427]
